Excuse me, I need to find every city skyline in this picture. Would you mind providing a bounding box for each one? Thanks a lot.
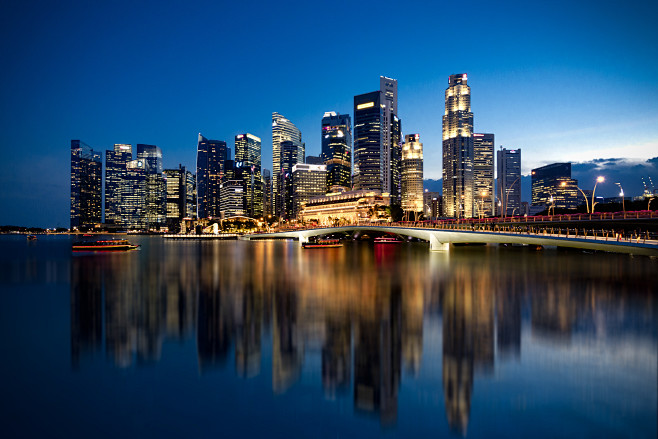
[1,0,657,226]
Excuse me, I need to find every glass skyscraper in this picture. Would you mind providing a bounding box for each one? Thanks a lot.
[235,133,263,218]
[121,159,147,229]
[137,144,166,229]
[473,133,494,217]
[70,139,102,230]
[272,112,303,217]
[442,74,474,218]
[321,111,352,191]
[277,140,298,220]
[401,134,424,213]
[496,147,521,216]
[197,134,229,219]
[105,144,132,225]
[531,163,578,212]
[292,163,327,217]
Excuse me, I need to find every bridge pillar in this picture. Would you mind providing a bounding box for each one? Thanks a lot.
[429,234,449,252]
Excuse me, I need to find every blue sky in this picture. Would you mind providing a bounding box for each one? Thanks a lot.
[1,0,657,227]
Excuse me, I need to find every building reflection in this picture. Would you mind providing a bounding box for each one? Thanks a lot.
[70,241,656,433]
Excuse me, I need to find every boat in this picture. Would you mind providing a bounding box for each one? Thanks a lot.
[72,239,140,252]
[374,236,401,244]
[302,239,342,249]
[26,234,37,241]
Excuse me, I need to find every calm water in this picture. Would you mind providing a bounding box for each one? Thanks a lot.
[0,235,656,438]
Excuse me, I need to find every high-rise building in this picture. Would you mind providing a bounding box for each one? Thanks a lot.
[137,144,166,229]
[272,113,303,217]
[104,144,132,225]
[473,133,494,217]
[70,140,102,230]
[185,170,196,219]
[353,77,402,202]
[235,133,263,218]
[423,191,442,219]
[164,164,189,232]
[442,74,474,218]
[321,111,352,191]
[401,134,424,213]
[262,168,272,220]
[197,134,229,219]
[220,180,245,218]
[277,140,298,220]
[496,148,521,216]
[121,158,147,229]
[531,163,579,212]
[305,155,323,165]
[292,163,327,218]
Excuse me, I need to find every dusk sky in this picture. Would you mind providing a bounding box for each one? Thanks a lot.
[1,0,657,227]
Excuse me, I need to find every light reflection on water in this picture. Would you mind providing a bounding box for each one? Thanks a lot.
[1,236,656,437]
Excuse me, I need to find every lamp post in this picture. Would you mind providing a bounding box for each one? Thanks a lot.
[503,177,520,219]
[591,176,605,213]
[615,182,625,217]
[576,186,590,213]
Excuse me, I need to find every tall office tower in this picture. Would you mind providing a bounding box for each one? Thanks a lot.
[277,140,298,220]
[137,144,166,228]
[353,77,402,200]
[272,112,303,217]
[531,163,579,212]
[292,164,327,217]
[321,111,352,191]
[442,74,474,218]
[424,191,442,219]
[164,164,188,231]
[196,134,229,218]
[185,170,196,218]
[220,180,245,217]
[473,133,495,217]
[354,91,382,191]
[70,140,102,230]
[305,155,323,165]
[121,159,147,229]
[105,144,132,225]
[401,134,424,213]
[235,133,263,218]
[496,148,521,216]
[262,168,272,219]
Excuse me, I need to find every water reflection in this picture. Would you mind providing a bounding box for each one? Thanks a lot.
[69,240,657,434]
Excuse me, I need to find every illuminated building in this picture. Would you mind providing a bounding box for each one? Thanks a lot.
[262,168,272,219]
[196,134,229,219]
[185,169,196,218]
[321,111,352,191]
[164,164,190,232]
[70,139,102,230]
[531,163,579,212]
[298,189,391,225]
[137,144,166,228]
[277,141,298,220]
[272,112,304,217]
[220,180,245,217]
[305,155,323,165]
[121,159,147,229]
[423,191,442,219]
[292,163,327,218]
[353,77,401,202]
[401,134,424,213]
[235,133,263,218]
[105,144,132,225]
[442,74,474,218]
[473,133,494,217]
[496,147,521,216]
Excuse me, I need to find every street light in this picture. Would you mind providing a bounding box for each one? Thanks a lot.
[591,176,605,213]
[576,186,590,213]
[615,182,625,217]
[479,190,487,219]
[502,177,520,218]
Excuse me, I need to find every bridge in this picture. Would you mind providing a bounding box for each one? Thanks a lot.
[242,223,658,256]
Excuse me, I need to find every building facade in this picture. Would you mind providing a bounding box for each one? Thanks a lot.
[220,180,245,218]
[473,133,494,217]
[321,112,352,191]
[197,134,229,219]
[277,140,299,220]
[442,74,474,218]
[71,140,102,229]
[105,144,132,225]
[496,147,521,216]
[423,191,442,219]
[262,168,272,220]
[298,190,391,225]
[121,159,147,229]
[292,163,327,218]
[235,133,263,218]
[401,134,424,213]
[272,113,303,217]
[164,164,191,232]
[137,144,166,229]
[531,163,579,212]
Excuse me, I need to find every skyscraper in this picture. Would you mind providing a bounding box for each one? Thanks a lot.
[277,140,298,220]
[353,77,402,201]
[531,163,578,212]
[196,134,229,219]
[272,112,303,217]
[496,148,521,217]
[70,140,102,230]
[105,144,132,225]
[321,111,352,191]
[292,163,327,218]
[121,158,147,229]
[137,144,166,229]
[473,133,494,217]
[262,168,272,219]
[235,133,263,218]
[442,74,474,218]
[401,134,424,214]
[164,164,189,232]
